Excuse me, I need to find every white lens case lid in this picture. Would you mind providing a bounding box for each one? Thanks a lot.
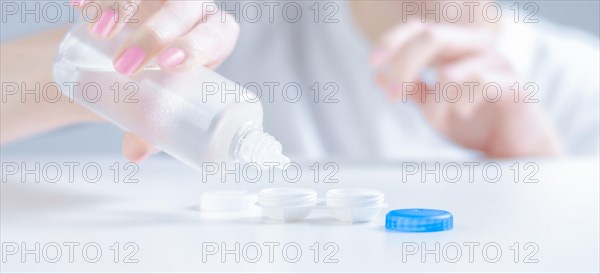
[325,189,385,208]
[256,188,318,222]
[256,197,318,208]
[326,198,386,208]
[326,188,384,199]
[258,188,317,199]
[328,204,389,223]
[325,188,387,223]
[256,188,387,223]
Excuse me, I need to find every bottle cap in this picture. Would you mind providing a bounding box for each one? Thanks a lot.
[385,208,453,232]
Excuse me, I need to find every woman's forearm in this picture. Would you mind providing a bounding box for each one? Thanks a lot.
[1,26,99,144]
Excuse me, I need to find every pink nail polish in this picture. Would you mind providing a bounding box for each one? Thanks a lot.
[114,47,146,76]
[92,10,117,38]
[70,0,87,6]
[158,48,186,69]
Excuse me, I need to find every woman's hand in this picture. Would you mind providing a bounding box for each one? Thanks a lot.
[72,0,240,162]
[370,22,561,157]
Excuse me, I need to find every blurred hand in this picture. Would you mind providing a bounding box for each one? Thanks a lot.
[72,0,240,162]
[370,22,561,157]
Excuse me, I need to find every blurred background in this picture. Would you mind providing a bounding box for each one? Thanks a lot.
[1,0,599,157]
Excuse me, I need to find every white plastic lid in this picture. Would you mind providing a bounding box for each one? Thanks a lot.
[257,188,317,208]
[326,188,385,208]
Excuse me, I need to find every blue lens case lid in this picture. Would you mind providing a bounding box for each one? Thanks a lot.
[385,208,453,232]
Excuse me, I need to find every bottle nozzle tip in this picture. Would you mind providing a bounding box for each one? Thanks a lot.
[274,153,291,169]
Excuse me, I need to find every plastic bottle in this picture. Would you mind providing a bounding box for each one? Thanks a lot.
[53,23,290,170]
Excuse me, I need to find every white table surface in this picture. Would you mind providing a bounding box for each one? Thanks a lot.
[1,154,599,273]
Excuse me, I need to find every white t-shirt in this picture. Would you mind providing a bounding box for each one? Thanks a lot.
[215,2,600,160]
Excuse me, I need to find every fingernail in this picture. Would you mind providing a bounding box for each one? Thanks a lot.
[134,152,150,164]
[70,0,87,6]
[114,47,146,76]
[92,10,117,38]
[369,49,387,68]
[157,48,186,69]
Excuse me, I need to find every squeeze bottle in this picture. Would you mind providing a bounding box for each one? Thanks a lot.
[53,23,290,170]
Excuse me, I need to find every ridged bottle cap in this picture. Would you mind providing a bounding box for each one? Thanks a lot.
[385,209,453,232]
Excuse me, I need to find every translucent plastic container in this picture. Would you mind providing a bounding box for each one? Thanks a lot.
[256,188,318,222]
[53,23,289,170]
[325,189,387,223]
